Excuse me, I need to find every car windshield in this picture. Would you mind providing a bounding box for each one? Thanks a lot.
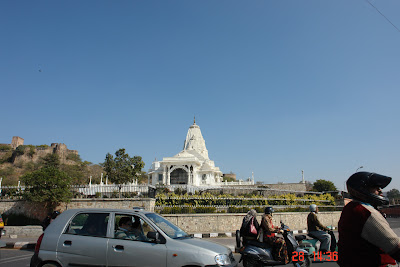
[145,213,190,239]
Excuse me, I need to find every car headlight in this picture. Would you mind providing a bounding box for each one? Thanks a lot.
[215,254,230,265]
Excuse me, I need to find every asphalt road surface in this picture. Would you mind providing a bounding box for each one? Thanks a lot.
[0,249,32,267]
[1,217,400,267]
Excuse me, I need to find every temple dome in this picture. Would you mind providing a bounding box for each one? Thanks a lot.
[183,119,209,160]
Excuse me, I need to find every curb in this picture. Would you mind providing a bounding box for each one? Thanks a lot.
[192,228,337,238]
[193,232,234,238]
[4,241,36,250]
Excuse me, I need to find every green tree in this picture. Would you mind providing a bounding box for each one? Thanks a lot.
[387,189,400,200]
[41,153,61,168]
[61,164,87,185]
[103,149,145,184]
[21,167,73,211]
[312,179,337,192]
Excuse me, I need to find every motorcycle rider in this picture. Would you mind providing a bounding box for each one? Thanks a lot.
[261,207,289,264]
[240,209,259,245]
[41,210,60,231]
[338,172,400,267]
[307,204,331,253]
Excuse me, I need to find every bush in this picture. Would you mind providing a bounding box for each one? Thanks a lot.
[194,207,216,213]
[14,145,35,157]
[159,207,194,214]
[66,153,82,162]
[35,145,49,149]
[0,187,21,199]
[0,144,11,151]
[122,192,138,198]
[0,151,13,164]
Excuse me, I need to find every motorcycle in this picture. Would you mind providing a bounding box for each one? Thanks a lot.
[236,221,311,267]
[298,226,337,256]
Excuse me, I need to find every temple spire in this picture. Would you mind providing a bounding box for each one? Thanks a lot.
[193,116,196,125]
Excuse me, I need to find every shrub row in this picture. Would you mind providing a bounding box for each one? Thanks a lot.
[156,193,335,206]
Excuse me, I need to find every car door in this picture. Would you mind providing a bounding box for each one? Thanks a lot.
[57,212,110,267]
[107,213,167,267]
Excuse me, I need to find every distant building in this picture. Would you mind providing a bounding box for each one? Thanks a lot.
[148,119,224,186]
[0,136,24,150]
[11,136,24,149]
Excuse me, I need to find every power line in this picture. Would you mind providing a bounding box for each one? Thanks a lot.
[365,0,400,33]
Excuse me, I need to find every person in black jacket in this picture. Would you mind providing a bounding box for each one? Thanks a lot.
[240,209,259,245]
[41,211,60,230]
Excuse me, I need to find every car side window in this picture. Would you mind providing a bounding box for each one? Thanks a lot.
[114,214,157,242]
[66,212,109,238]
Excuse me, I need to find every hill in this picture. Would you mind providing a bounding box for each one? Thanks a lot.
[0,137,102,185]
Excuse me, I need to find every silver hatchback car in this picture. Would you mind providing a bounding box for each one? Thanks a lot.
[30,208,237,267]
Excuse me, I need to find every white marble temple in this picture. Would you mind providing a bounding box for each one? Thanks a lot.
[148,119,223,186]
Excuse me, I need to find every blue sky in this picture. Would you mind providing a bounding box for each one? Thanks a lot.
[1,0,400,191]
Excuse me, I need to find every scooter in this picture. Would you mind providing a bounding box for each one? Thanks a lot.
[236,221,312,267]
[297,226,337,255]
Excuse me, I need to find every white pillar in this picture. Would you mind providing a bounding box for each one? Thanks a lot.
[163,166,167,185]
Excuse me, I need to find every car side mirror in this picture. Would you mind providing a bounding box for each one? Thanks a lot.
[147,231,160,244]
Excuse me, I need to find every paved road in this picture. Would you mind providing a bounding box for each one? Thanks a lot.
[0,249,32,267]
[210,218,400,267]
[209,237,339,267]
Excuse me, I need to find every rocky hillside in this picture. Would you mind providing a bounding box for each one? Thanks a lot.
[0,143,102,186]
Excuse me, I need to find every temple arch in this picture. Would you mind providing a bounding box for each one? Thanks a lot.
[170,168,189,184]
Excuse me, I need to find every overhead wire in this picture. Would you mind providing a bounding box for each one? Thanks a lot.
[365,0,400,33]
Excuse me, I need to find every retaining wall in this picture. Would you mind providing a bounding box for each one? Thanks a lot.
[164,211,340,234]
[0,199,341,237]
[2,211,341,238]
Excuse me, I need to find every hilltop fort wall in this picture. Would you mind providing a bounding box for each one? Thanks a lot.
[0,136,79,165]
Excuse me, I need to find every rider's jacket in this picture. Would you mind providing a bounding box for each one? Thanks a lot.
[338,200,399,267]
[307,212,328,232]
[261,214,277,238]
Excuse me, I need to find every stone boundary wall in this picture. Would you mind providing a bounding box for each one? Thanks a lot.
[3,211,341,238]
[0,199,340,237]
[164,211,340,234]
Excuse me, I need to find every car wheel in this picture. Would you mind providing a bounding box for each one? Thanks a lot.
[42,263,59,267]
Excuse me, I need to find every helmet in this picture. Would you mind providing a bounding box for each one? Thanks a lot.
[346,172,391,207]
[309,204,317,212]
[264,207,274,214]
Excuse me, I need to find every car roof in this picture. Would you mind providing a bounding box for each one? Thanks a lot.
[61,208,153,215]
